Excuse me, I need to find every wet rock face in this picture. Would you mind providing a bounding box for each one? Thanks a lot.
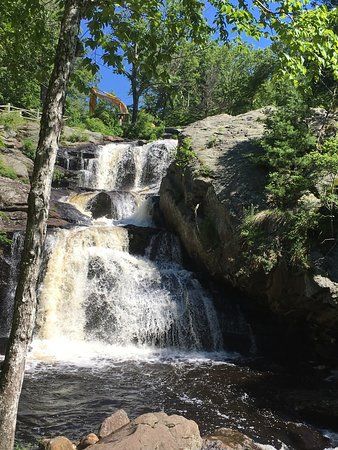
[159,108,338,362]
[87,192,113,219]
[57,144,98,172]
[202,428,263,449]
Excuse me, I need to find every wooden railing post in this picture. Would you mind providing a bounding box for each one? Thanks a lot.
[6,103,10,112]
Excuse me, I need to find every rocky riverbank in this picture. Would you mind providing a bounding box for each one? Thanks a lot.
[37,410,333,450]
[159,108,338,362]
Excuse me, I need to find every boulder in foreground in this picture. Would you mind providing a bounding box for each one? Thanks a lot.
[90,411,202,450]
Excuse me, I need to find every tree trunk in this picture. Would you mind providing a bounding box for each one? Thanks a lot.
[131,79,140,125]
[0,2,83,448]
[131,55,140,125]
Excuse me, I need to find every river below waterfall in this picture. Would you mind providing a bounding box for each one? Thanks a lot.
[1,139,338,449]
[15,352,338,449]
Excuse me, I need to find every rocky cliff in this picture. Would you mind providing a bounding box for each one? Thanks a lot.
[159,109,338,361]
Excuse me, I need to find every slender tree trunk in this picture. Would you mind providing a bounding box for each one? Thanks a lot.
[130,46,140,125]
[131,75,140,125]
[0,2,83,448]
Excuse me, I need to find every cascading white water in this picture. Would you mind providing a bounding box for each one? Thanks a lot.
[36,226,129,341]
[34,227,222,359]
[27,138,224,362]
[78,140,177,192]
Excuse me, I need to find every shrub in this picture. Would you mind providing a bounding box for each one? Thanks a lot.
[84,117,111,134]
[0,231,12,245]
[257,95,317,208]
[198,163,214,178]
[67,130,89,143]
[0,211,9,221]
[22,138,36,160]
[0,158,17,179]
[175,138,196,168]
[53,168,65,185]
[0,112,25,130]
[84,117,122,136]
[124,111,164,141]
[241,95,337,272]
[206,136,217,148]
[14,443,34,450]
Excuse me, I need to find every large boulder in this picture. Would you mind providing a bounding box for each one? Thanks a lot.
[87,192,113,219]
[0,175,29,209]
[0,147,33,179]
[77,433,99,449]
[159,108,338,361]
[202,428,266,450]
[45,436,74,450]
[98,409,130,438]
[0,176,30,232]
[90,411,203,450]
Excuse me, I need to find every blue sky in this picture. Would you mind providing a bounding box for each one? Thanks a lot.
[84,1,271,107]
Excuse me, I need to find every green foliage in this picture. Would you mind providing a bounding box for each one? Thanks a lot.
[175,138,196,168]
[240,203,321,273]
[240,207,283,273]
[124,111,164,141]
[52,168,65,185]
[22,139,36,160]
[84,116,122,137]
[90,101,123,136]
[0,211,9,221]
[275,6,338,89]
[0,112,25,130]
[240,95,337,272]
[0,157,17,179]
[0,136,5,148]
[14,442,33,450]
[0,0,61,108]
[67,130,89,143]
[65,61,97,127]
[145,42,276,126]
[198,164,214,178]
[206,136,218,148]
[258,95,317,208]
[84,117,111,135]
[86,0,208,123]
[0,231,12,246]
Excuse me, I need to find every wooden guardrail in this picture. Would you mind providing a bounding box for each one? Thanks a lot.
[0,103,41,121]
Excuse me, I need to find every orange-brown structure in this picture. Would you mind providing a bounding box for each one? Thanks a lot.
[89,88,129,124]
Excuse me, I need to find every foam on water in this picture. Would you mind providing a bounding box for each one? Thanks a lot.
[35,226,223,358]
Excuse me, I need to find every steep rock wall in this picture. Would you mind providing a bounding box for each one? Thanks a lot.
[159,109,338,361]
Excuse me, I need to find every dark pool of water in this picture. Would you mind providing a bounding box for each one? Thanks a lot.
[15,350,338,449]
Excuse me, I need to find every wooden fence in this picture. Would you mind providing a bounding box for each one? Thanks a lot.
[0,103,41,121]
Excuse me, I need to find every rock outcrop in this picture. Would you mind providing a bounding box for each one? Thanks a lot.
[202,428,268,449]
[43,411,330,450]
[98,410,130,439]
[159,109,338,361]
[86,411,202,450]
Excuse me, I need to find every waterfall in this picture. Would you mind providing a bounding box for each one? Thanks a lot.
[2,139,227,362]
[36,226,129,342]
[35,227,222,355]
[78,140,177,192]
